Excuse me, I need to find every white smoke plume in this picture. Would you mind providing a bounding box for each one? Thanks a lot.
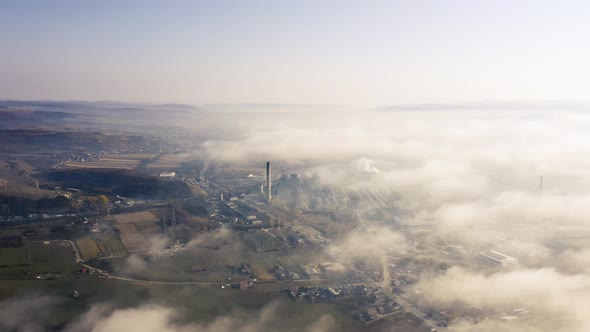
[353,157,380,174]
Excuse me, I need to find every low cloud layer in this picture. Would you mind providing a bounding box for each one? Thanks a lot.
[203,108,590,255]
[328,226,407,260]
[1,294,335,332]
[0,295,63,332]
[200,107,590,330]
[66,300,335,332]
[418,267,590,332]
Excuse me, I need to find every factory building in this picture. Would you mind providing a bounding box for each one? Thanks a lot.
[159,172,176,178]
[478,250,518,267]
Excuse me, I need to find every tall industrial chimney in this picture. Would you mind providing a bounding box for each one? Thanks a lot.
[266,161,272,203]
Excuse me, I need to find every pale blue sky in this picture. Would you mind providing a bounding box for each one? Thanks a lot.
[1,0,588,106]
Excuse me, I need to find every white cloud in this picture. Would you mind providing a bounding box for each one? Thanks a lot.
[418,267,590,332]
[199,108,590,330]
[65,301,336,332]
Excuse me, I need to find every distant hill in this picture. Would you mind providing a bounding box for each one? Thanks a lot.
[0,129,146,154]
[0,107,72,127]
[0,100,201,130]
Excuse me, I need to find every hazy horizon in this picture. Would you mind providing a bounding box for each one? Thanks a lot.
[2,0,589,106]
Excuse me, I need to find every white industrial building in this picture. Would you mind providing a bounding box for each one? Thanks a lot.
[478,250,518,267]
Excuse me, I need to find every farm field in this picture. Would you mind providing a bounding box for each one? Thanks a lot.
[75,233,128,259]
[64,160,140,169]
[101,233,127,257]
[113,211,162,253]
[105,153,158,160]
[116,223,151,253]
[144,153,194,169]
[135,222,162,239]
[118,230,321,283]
[0,159,57,199]
[62,153,158,170]
[0,279,360,332]
[0,246,28,266]
[75,236,102,260]
[27,241,77,263]
[114,211,159,224]
[0,262,82,280]
[0,224,58,242]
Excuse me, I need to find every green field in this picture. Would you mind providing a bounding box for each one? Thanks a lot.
[76,236,102,260]
[135,221,162,238]
[0,262,82,279]
[75,234,129,260]
[0,246,29,266]
[27,241,77,263]
[108,238,322,283]
[0,278,361,332]
[102,234,127,257]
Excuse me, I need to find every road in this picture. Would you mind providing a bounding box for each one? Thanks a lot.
[79,268,373,292]
[65,240,83,262]
[380,254,394,298]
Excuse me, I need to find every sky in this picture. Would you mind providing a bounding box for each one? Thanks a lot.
[1,0,589,107]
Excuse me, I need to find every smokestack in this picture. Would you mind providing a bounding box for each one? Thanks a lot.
[266,161,272,203]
